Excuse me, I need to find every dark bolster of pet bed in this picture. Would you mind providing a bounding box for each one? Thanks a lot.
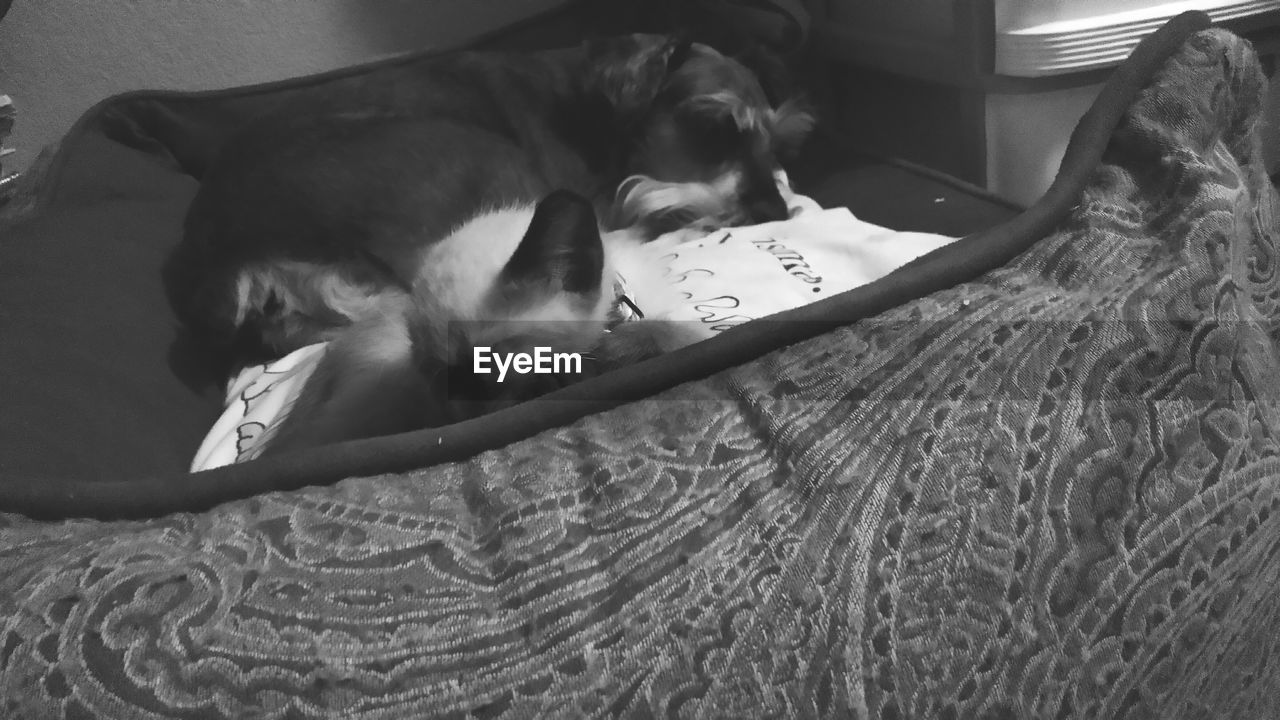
[2,9,1280,719]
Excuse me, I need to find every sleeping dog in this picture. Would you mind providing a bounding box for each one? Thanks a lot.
[167,34,814,455]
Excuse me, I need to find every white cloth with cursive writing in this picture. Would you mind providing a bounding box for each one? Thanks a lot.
[621,182,957,334]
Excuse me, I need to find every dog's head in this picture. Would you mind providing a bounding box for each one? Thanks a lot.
[587,35,815,233]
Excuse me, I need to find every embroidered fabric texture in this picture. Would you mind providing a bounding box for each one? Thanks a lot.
[0,28,1277,719]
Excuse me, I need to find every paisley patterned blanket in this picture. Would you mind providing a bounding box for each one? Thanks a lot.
[2,22,1278,720]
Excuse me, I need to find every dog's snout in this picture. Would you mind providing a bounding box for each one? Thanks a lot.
[742,179,790,224]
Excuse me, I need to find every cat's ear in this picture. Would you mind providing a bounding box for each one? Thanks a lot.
[501,190,605,295]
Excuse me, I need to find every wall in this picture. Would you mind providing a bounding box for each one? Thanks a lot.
[988,78,1280,207]
[986,0,1280,204]
[985,83,1105,208]
[995,0,1280,31]
[0,0,566,173]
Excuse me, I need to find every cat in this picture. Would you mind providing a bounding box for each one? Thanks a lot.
[256,188,706,456]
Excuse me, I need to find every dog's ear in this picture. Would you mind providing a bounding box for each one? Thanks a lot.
[586,34,689,120]
[768,97,816,158]
[502,190,605,295]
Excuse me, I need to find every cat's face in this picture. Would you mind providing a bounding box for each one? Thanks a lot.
[408,190,618,421]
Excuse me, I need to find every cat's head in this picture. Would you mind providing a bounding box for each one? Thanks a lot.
[411,190,623,420]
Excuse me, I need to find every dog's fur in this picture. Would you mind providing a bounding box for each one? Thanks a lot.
[166,34,814,455]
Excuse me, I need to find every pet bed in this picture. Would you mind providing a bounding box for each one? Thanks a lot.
[1,9,1278,719]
